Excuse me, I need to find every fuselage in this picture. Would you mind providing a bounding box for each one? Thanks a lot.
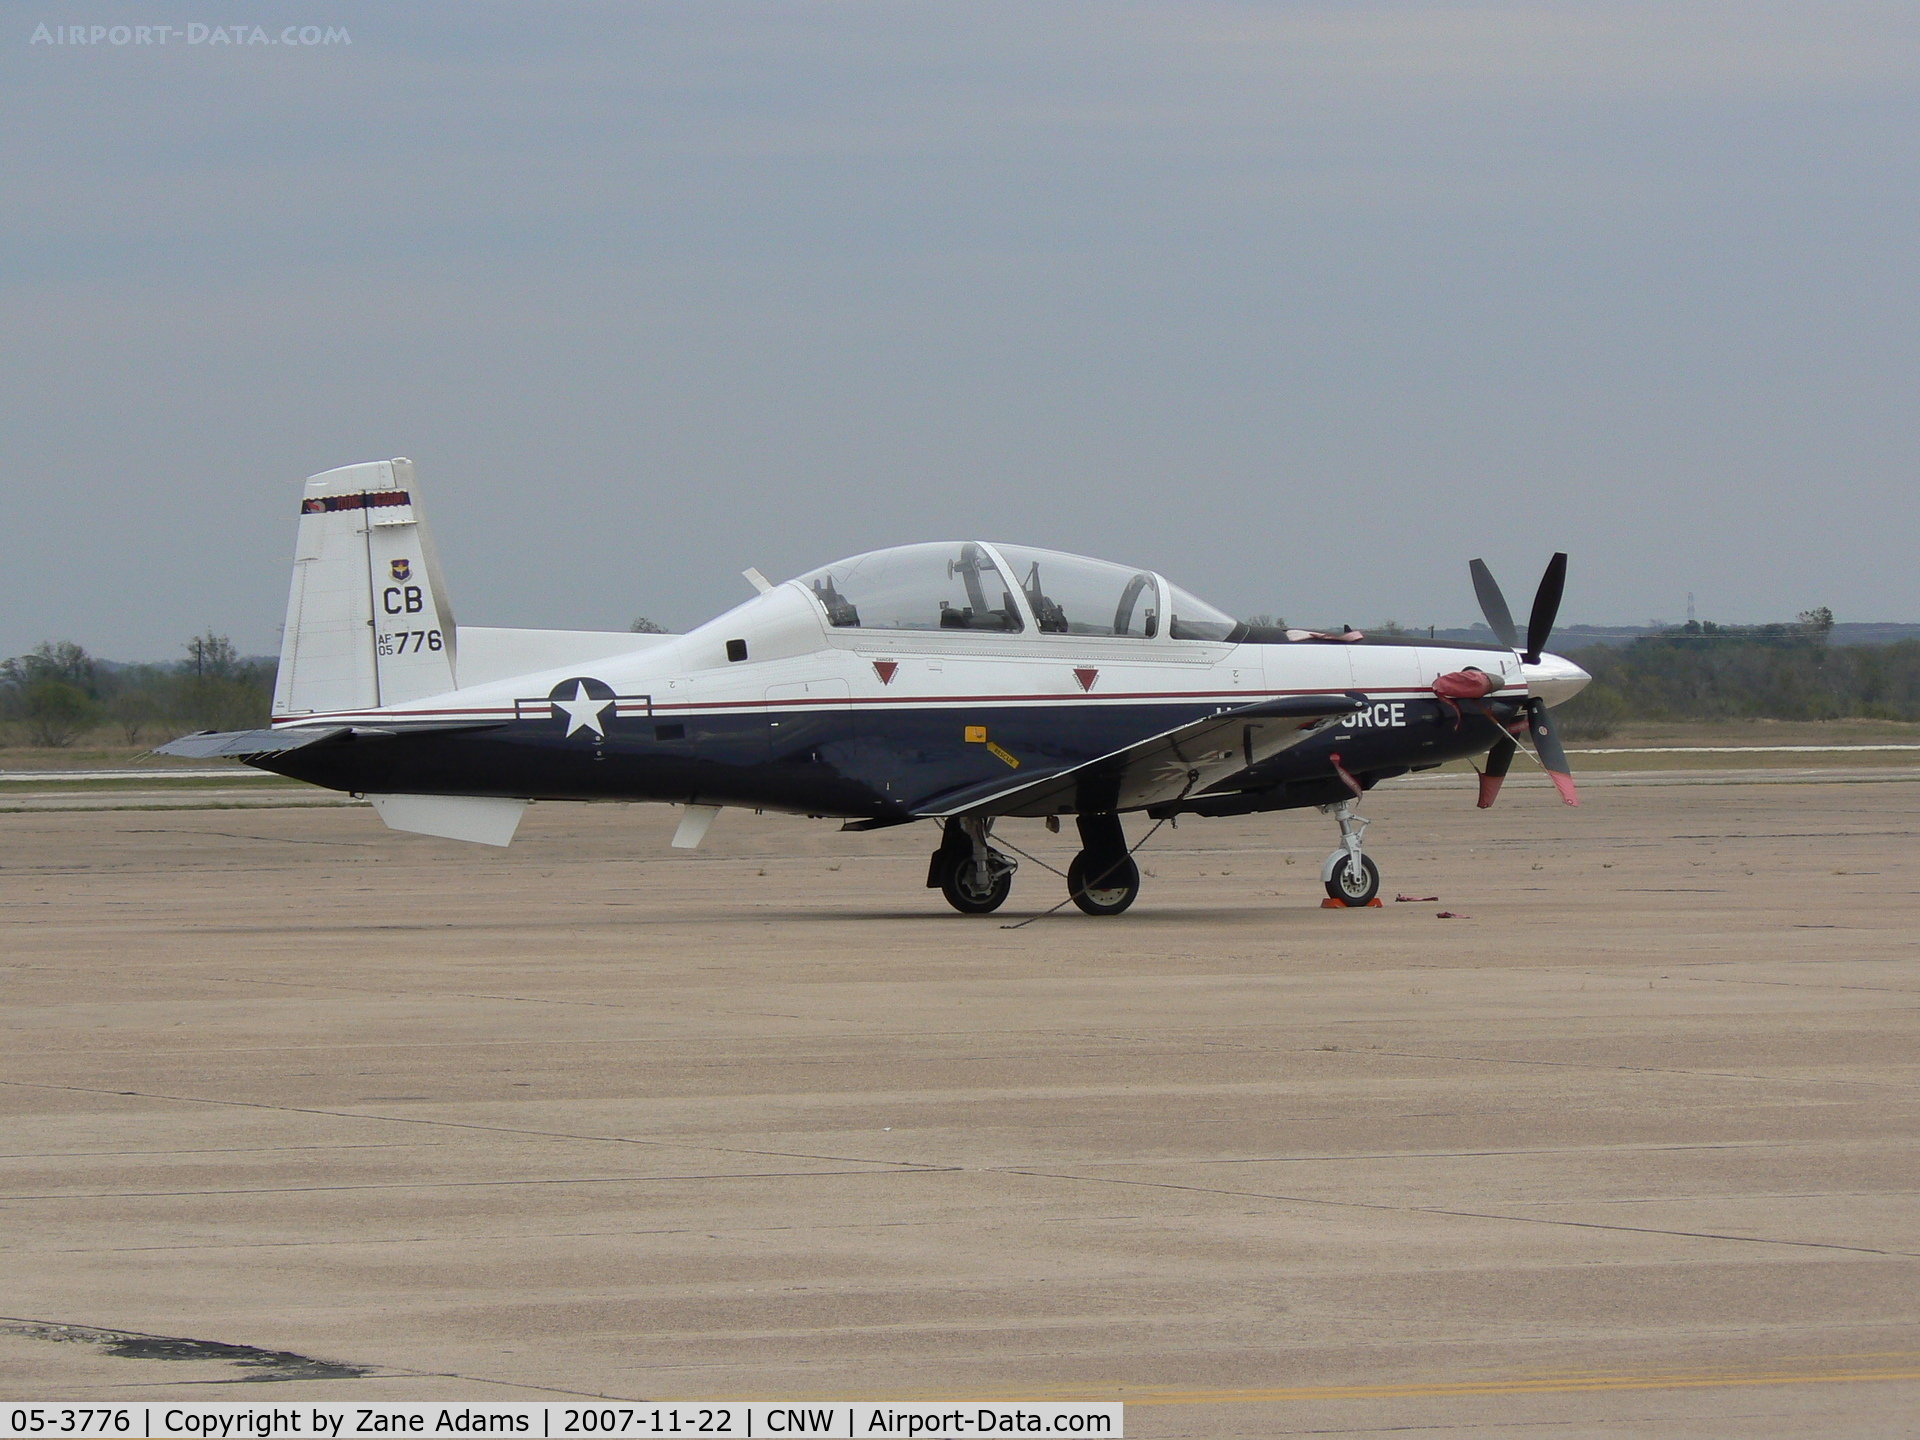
[259,567,1590,822]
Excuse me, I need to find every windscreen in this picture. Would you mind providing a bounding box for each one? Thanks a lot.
[1164,582,1239,641]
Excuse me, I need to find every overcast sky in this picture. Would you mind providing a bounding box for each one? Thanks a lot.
[5,2,1917,659]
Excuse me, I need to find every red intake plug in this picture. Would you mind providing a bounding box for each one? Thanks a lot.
[1433,669,1502,701]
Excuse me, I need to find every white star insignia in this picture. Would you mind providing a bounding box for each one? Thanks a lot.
[552,681,613,739]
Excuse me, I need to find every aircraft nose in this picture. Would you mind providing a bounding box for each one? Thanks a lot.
[1522,652,1591,708]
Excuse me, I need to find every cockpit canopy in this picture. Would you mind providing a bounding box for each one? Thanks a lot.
[793,542,1239,641]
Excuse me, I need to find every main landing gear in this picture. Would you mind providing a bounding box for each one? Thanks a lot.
[929,817,1018,914]
[1319,798,1381,905]
[928,813,1143,916]
[1067,813,1139,916]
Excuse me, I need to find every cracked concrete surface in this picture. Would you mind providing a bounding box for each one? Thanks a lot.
[2,783,1917,1435]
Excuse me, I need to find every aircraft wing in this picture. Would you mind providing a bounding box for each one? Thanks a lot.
[156,721,503,760]
[920,693,1364,820]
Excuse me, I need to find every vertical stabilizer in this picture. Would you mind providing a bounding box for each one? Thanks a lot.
[273,458,459,718]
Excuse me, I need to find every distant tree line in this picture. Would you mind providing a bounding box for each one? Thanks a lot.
[1555,609,1920,737]
[10,608,1918,750]
[1,633,274,749]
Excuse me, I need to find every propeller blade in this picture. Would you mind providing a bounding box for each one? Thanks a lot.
[1524,552,1568,665]
[1477,735,1516,809]
[1469,559,1519,651]
[1527,697,1579,805]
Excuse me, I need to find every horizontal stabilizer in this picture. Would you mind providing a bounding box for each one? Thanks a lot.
[155,726,348,759]
[156,719,504,760]
[922,693,1364,819]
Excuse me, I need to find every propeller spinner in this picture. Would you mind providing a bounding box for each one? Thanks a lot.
[1468,553,1579,807]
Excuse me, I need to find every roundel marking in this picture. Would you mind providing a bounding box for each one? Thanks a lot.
[549,676,617,739]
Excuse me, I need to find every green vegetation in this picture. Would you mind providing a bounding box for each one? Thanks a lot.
[1556,609,1920,739]
[9,610,1917,753]
[1,633,275,749]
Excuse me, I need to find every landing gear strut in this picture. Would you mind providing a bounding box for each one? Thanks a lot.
[1068,813,1140,916]
[929,817,1017,914]
[1319,799,1380,905]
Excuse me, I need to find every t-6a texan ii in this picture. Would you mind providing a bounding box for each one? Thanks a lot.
[163,459,1591,916]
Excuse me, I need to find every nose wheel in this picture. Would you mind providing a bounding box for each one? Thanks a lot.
[1319,799,1381,905]
[1324,852,1380,905]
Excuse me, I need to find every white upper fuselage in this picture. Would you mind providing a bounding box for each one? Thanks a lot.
[273,567,1589,733]
[220,464,1596,842]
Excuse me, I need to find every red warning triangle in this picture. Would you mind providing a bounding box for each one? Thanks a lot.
[1073,667,1099,692]
[872,660,898,685]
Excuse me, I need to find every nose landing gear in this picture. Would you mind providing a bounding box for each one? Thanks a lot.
[1319,799,1381,905]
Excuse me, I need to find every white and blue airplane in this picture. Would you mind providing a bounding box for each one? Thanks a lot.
[164,458,1591,915]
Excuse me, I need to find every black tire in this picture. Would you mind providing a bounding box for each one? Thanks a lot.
[1069,851,1140,916]
[1324,852,1380,905]
[940,851,1013,914]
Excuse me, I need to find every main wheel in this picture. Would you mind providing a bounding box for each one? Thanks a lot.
[940,851,1014,914]
[1324,852,1380,905]
[1068,851,1140,916]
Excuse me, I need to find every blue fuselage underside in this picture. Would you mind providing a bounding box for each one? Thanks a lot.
[260,695,1518,820]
